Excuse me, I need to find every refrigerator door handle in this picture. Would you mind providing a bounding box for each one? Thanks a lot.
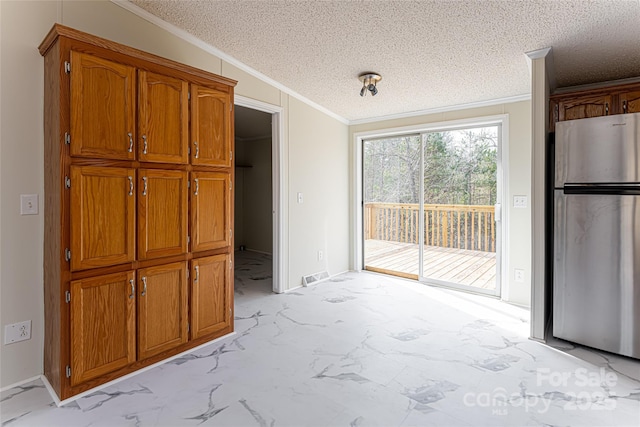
[564,183,640,196]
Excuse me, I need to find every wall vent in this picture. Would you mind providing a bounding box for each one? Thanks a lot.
[302,271,329,287]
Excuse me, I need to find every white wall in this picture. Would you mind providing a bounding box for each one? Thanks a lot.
[289,97,351,283]
[0,0,58,390]
[349,101,532,307]
[0,0,350,388]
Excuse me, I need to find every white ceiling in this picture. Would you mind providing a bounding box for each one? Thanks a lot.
[129,0,640,123]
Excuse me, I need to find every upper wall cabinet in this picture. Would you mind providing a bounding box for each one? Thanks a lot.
[191,85,233,168]
[620,90,640,114]
[70,51,136,160]
[138,71,189,164]
[550,81,640,131]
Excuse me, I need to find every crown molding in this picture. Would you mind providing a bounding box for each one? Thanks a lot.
[111,0,349,125]
[348,94,531,126]
[525,47,552,60]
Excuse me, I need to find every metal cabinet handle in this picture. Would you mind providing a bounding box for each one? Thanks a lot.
[194,266,199,283]
[128,176,134,196]
[129,279,135,299]
[605,103,609,115]
[142,177,147,196]
[142,135,148,154]
[623,100,628,114]
[141,276,147,296]
[194,141,199,159]
[194,178,199,196]
[127,132,133,152]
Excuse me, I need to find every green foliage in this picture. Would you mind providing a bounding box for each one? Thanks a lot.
[364,127,498,206]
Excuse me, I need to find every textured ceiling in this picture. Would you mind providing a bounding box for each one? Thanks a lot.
[130,0,640,122]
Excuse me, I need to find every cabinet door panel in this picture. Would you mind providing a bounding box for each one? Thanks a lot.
[138,170,188,260]
[70,51,136,160]
[70,166,136,271]
[620,90,640,114]
[138,262,188,360]
[138,71,189,164]
[191,255,232,339]
[191,172,231,252]
[190,85,232,167]
[558,94,612,122]
[70,271,136,386]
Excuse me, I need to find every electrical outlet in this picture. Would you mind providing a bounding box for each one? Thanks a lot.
[318,250,324,261]
[513,195,527,209]
[514,269,525,283]
[20,194,38,215]
[4,320,32,344]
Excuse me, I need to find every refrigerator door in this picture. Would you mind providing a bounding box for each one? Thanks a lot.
[554,190,640,358]
[555,112,640,187]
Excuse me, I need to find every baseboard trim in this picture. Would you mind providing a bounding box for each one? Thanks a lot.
[0,375,43,393]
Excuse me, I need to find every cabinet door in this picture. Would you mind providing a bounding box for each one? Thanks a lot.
[558,94,612,122]
[191,255,232,339]
[190,85,233,167]
[138,71,189,164]
[70,166,136,271]
[191,172,231,252]
[138,169,188,260]
[138,262,188,360]
[70,51,136,160]
[620,90,640,114]
[70,271,136,386]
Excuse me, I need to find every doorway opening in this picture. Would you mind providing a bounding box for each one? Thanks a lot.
[359,120,505,297]
[233,98,285,294]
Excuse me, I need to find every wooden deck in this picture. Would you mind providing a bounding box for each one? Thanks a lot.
[364,239,496,290]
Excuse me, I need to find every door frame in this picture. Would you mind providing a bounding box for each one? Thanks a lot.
[353,114,510,299]
[235,95,286,293]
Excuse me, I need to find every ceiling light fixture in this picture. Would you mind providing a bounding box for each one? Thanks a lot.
[358,72,381,97]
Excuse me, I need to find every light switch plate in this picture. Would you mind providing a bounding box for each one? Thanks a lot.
[20,194,38,215]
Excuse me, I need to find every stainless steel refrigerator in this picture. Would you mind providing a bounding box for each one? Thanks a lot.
[554,112,640,359]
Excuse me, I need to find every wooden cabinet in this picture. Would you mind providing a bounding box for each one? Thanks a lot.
[557,94,612,122]
[191,172,231,252]
[70,166,136,271]
[70,51,136,160]
[191,85,233,167]
[620,90,640,114]
[40,24,236,400]
[70,271,136,386]
[191,255,232,339]
[138,169,188,260]
[138,71,189,164]
[137,262,188,360]
[551,82,640,130]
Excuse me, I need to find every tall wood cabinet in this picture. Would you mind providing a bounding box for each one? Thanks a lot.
[550,81,640,131]
[39,24,236,400]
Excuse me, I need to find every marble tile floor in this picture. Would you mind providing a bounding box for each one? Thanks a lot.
[2,250,639,426]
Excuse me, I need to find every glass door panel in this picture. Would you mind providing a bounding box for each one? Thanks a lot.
[421,127,500,295]
[363,135,421,279]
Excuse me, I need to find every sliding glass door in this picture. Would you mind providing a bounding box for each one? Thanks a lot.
[363,125,501,296]
[363,135,421,279]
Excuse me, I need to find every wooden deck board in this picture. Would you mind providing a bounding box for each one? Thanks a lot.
[364,239,496,291]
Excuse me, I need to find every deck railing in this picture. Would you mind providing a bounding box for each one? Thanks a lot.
[364,202,496,252]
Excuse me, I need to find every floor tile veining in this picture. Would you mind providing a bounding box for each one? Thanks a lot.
[2,250,639,426]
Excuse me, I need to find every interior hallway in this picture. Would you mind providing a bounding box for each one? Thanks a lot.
[1,252,639,426]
